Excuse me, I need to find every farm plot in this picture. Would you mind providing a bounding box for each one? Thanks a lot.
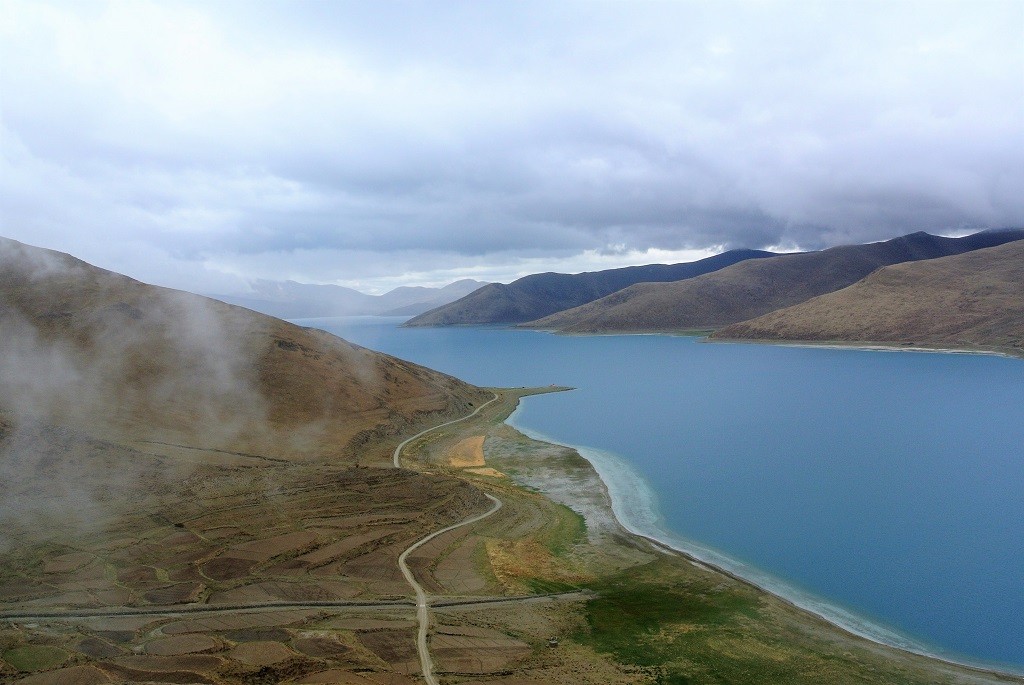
[431,624,531,675]
[160,609,320,635]
[355,629,419,674]
[293,670,419,684]
[230,640,296,666]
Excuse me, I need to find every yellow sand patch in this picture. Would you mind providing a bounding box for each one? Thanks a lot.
[484,539,589,589]
[447,435,486,467]
[464,467,506,478]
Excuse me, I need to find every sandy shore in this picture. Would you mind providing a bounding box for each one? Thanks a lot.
[504,401,1024,679]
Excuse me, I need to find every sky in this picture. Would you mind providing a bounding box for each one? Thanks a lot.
[1,1,1022,295]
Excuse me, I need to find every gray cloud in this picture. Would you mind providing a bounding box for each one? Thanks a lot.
[1,0,1021,292]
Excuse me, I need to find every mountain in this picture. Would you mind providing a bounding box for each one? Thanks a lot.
[711,240,1024,353]
[0,237,488,465]
[212,278,487,319]
[404,249,776,326]
[378,279,490,315]
[525,230,1024,333]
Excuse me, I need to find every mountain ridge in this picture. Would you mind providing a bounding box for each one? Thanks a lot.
[404,248,776,326]
[711,240,1024,354]
[211,277,487,319]
[524,229,1024,333]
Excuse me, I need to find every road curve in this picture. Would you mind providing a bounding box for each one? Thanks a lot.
[398,493,503,685]
[393,393,499,468]
[392,391,502,683]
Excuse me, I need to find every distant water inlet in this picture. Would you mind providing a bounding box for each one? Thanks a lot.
[295,316,1024,672]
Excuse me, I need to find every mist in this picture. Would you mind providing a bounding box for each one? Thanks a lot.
[0,237,275,551]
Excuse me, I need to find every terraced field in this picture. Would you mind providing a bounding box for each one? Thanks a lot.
[3,389,1021,684]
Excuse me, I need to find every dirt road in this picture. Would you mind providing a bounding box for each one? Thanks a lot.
[393,393,499,467]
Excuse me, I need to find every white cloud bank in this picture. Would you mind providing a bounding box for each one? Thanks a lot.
[1,0,1021,293]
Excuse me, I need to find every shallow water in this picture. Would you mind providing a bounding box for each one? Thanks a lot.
[295,316,1024,670]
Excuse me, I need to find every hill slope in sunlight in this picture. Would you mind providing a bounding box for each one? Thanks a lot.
[525,230,1024,333]
[712,240,1024,354]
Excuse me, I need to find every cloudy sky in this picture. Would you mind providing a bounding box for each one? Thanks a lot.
[1,1,1022,294]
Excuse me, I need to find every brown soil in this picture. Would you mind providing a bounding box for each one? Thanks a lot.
[74,637,123,659]
[229,531,319,562]
[230,640,296,666]
[161,609,320,635]
[293,636,353,658]
[432,627,531,674]
[95,662,216,684]
[144,634,219,656]
[42,553,95,574]
[142,582,205,604]
[117,565,158,581]
[355,629,418,667]
[448,435,487,467]
[293,670,418,684]
[200,556,258,581]
[14,665,112,684]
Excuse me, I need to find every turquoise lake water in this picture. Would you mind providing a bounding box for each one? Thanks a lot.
[296,316,1024,670]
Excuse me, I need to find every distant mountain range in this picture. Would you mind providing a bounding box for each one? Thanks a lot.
[212,278,487,319]
[712,239,1024,354]
[404,249,775,326]
[522,230,1024,333]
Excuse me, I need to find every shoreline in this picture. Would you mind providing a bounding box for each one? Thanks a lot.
[705,336,1024,360]
[504,403,1024,680]
[517,323,1023,360]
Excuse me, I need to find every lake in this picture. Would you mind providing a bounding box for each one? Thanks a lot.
[295,316,1024,671]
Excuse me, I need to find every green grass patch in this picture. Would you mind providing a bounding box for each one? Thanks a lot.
[3,645,69,672]
[575,560,797,684]
[581,568,758,666]
[575,560,952,685]
[537,503,586,557]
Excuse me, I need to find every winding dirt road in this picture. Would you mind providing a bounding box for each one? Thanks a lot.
[392,393,499,467]
[5,395,515,684]
[392,391,506,683]
[398,493,503,685]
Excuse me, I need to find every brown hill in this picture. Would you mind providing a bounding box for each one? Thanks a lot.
[0,237,488,465]
[404,249,774,326]
[711,240,1024,354]
[524,230,1024,333]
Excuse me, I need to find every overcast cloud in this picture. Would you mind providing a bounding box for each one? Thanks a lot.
[1,0,1022,293]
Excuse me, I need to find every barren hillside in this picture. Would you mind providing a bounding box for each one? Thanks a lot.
[712,240,1024,354]
[405,248,774,326]
[0,237,489,465]
[525,230,1024,333]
